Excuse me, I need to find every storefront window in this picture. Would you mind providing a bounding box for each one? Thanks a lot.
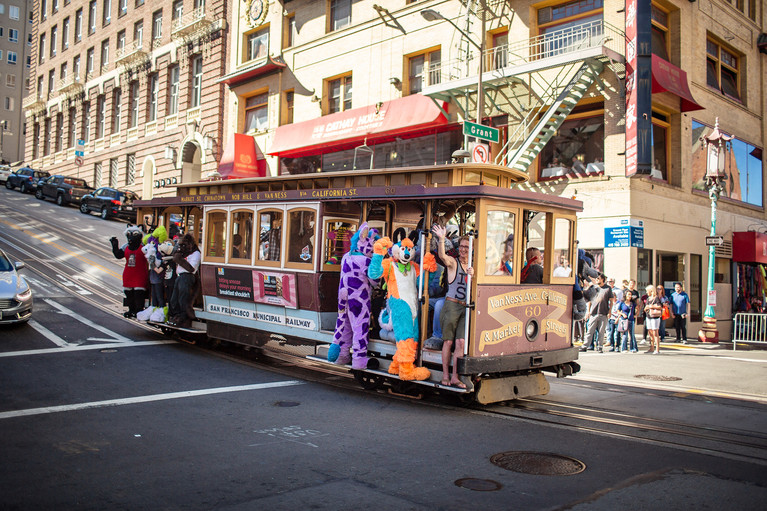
[324,220,357,266]
[539,110,604,179]
[552,218,573,278]
[205,210,227,259]
[692,120,763,207]
[230,210,253,262]
[287,209,315,265]
[257,210,282,262]
[484,210,515,276]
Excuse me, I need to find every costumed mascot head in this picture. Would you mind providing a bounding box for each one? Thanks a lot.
[109,224,150,318]
[367,235,436,381]
[327,223,381,370]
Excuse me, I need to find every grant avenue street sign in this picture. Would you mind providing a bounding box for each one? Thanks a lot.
[463,121,499,144]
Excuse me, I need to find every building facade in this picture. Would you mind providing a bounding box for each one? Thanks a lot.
[23,0,228,199]
[219,0,765,340]
[0,0,33,164]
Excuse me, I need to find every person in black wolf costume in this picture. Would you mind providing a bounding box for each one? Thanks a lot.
[110,225,149,318]
[168,233,201,328]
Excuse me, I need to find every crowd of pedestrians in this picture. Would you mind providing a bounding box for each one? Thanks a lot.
[577,276,690,354]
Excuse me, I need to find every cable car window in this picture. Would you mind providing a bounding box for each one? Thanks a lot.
[552,218,573,278]
[485,210,515,276]
[257,210,282,263]
[287,209,315,264]
[324,219,357,266]
[230,209,253,262]
[522,211,547,283]
[205,210,227,260]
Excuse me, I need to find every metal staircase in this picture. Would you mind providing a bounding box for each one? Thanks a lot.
[496,59,604,171]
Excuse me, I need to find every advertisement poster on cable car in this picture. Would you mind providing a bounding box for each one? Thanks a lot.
[214,267,254,300]
[473,285,572,357]
[253,271,298,309]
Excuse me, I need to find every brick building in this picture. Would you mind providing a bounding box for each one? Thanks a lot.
[23,0,228,199]
[0,0,33,164]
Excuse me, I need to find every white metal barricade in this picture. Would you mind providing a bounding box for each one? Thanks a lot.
[732,313,767,350]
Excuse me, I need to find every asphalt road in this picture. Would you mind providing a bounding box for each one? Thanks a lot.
[1,185,767,510]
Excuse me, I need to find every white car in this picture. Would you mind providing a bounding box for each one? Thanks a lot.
[0,247,33,324]
[0,165,11,184]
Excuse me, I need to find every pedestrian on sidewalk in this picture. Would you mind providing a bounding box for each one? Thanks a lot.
[580,273,614,352]
[619,290,638,353]
[657,284,670,342]
[644,285,663,354]
[606,293,622,351]
[671,282,690,343]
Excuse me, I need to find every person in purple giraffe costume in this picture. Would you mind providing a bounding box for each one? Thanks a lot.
[327,223,380,369]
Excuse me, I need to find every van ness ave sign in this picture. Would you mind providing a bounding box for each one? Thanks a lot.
[463,121,500,143]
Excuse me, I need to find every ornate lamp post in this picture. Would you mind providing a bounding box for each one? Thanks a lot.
[698,118,732,343]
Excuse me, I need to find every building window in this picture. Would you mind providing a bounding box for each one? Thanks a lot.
[148,73,158,121]
[129,80,139,127]
[706,39,740,101]
[190,55,202,108]
[100,39,109,71]
[327,74,352,113]
[73,55,81,78]
[113,88,121,133]
[6,74,16,88]
[9,28,19,43]
[52,0,58,14]
[246,28,269,62]
[407,49,440,94]
[4,97,15,110]
[56,113,64,152]
[44,118,51,155]
[330,0,351,32]
[282,90,294,125]
[48,70,55,94]
[7,51,17,65]
[75,9,83,42]
[96,94,106,139]
[537,0,603,56]
[68,107,76,147]
[172,0,183,21]
[135,0,144,7]
[50,26,57,57]
[94,162,102,187]
[167,65,179,114]
[284,14,297,48]
[651,4,669,61]
[82,102,91,143]
[117,30,126,51]
[89,0,97,34]
[726,0,758,22]
[9,5,19,20]
[109,158,118,187]
[62,18,70,50]
[134,21,143,46]
[103,0,111,26]
[87,47,95,74]
[39,34,45,64]
[491,30,508,70]
[244,92,268,132]
[539,103,605,179]
[60,62,68,82]
[650,110,668,181]
[41,0,48,20]
[119,0,127,17]
[152,10,162,42]
[126,153,135,185]
[33,123,40,159]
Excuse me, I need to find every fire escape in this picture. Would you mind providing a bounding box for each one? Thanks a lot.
[421,6,625,175]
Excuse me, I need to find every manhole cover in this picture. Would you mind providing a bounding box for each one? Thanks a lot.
[490,451,586,476]
[100,349,118,353]
[454,478,502,491]
[273,401,300,407]
[635,374,682,381]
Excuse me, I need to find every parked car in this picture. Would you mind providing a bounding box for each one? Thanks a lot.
[79,187,140,221]
[35,175,94,206]
[5,167,51,194]
[0,165,12,184]
[0,248,33,324]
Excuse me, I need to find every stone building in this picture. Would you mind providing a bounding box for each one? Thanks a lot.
[0,0,33,164]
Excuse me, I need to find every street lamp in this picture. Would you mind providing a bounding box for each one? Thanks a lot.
[421,2,487,150]
[698,117,732,343]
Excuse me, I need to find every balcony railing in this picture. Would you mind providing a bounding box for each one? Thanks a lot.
[115,40,148,65]
[426,20,624,86]
[57,74,89,96]
[171,7,211,39]
[23,93,47,113]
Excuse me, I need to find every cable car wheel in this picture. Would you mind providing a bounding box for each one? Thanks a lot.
[353,371,384,390]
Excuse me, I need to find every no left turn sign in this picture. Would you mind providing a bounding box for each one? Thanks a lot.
[471,143,490,163]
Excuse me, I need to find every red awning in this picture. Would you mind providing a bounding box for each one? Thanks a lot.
[733,231,767,264]
[651,55,704,112]
[268,95,448,157]
[217,133,267,179]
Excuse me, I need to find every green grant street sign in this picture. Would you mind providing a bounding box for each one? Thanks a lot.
[463,121,499,144]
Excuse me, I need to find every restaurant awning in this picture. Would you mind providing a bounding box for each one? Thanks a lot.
[217,133,267,179]
[652,55,704,112]
[268,94,448,157]
[733,231,767,264]
[217,56,287,88]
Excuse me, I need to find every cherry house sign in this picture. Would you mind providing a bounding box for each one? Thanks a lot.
[625,0,653,177]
